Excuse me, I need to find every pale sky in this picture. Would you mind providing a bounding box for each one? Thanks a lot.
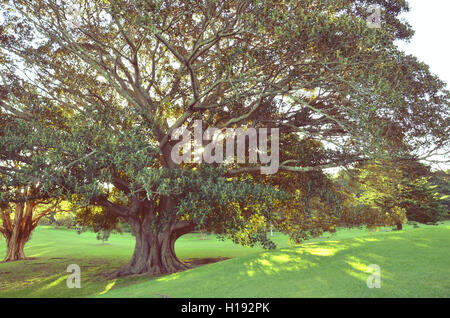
[394,0,450,170]
[395,0,450,90]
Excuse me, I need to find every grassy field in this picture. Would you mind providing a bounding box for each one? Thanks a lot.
[0,222,449,298]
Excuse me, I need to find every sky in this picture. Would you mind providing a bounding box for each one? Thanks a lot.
[395,0,450,90]
[393,0,450,170]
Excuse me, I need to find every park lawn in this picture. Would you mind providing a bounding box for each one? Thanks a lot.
[101,222,450,298]
[0,222,449,297]
[0,225,293,297]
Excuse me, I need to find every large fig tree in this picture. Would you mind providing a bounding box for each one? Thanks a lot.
[0,0,449,276]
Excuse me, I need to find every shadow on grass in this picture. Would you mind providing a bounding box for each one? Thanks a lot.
[233,230,448,297]
[100,228,449,298]
[1,226,449,298]
[0,257,131,297]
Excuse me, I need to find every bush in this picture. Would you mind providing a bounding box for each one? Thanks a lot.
[54,212,77,228]
[38,215,54,226]
[96,230,111,243]
[117,221,132,233]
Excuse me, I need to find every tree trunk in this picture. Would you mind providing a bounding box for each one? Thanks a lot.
[1,202,36,262]
[108,144,196,277]
[111,218,195,277]
[396,222,403,231]
[3,236,28,262]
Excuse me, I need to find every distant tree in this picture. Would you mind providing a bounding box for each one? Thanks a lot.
[336,160,447,231]
[96,230,111,244]
[335,161,407,230]
[53,210,77,228]
[398,176,447,226]
[76,205,123,244]
[0,185,60,262]
[430,170,450,217]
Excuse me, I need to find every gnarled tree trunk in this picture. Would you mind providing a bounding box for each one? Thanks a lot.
[4,235,28,262]
[112,216,195,277]
[1,202,36,262]
[105,145,197,277]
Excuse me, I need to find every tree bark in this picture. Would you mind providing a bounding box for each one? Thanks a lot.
[111,218,195,277]
[1,202,38,262]
[107,144,196,277]
[396,222,403,231]
[3,236,28,262]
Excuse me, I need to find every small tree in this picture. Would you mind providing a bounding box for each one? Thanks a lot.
[0,186,60,262]
[336,160,447,231]
[429,170,450,219]
[53,211,77,228]
[76,205,123,244]
[398,177,447,225]
[96,230,111,244]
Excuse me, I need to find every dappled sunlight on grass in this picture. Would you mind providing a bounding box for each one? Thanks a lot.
[39,275,67,291]
[1,222,449,297]
[383,236,405,240]
[363,252,386,263]
[98,279,117,295]
[354,237,381,243]
[241,250,319,277]
[239,239,366,279]
[0,255,130,297]
[26,249,53,257]
[347,258,370,271]
[157,272,183,282]
[24,242,53,249]
[301,247,338,256]
[344,255,394,289]
[257,259,272,267]
[343,268,368,283]
[414,243,432,248]
[300,239,364,252]
[236,227,428,295]
[270,254,292,263]
[360,237,380,242]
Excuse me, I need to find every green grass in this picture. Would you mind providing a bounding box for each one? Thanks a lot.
[0,222,449,298]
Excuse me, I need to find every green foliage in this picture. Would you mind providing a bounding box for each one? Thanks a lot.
[264,170,343,244]
[96,230,111,243]
[160,165,288,249]
[77,205,123,239]
[53,212,77,229]
[398,177,447,224]
[38,215,54,226]
[430,170,450,217]
[336,160,447,228]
